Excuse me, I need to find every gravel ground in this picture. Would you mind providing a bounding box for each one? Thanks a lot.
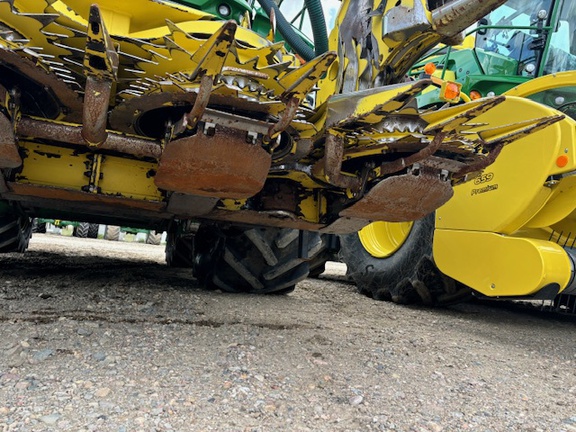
[1,234,576,432]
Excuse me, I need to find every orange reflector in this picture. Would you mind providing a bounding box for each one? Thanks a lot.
[444,82,460,100]
[557,154,569,168]
[470,90,482,100]
[424,62,436,75]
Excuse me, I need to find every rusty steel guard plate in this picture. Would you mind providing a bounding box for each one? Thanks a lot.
[340,169,454,222]
[155,127,271,199]
[0,113,22,168]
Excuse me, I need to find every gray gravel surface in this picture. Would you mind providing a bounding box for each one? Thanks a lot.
[1,234,576,431]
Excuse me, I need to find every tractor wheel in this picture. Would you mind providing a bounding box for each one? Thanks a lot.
[146,231,162,245]
[74,222,89,238]
[339,214,471,305]
[166,228,195,268]
[104,225,121,241]
[32,219,47,234]
[194,225,323,294]
[308,261,327,278]
[87,223,99,239]
[553,293,576,314]
[307,234,339,278]
[0,214,32,253]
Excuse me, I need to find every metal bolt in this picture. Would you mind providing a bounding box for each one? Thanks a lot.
[246,131,258,145]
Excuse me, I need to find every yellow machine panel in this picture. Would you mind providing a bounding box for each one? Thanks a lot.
[436,98,576,235]
[434,229,572,297]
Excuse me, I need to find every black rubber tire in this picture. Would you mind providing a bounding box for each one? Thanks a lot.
[194,225,323,294]
[74,222,89,238]
[0,214,32,253]
[166,229,194,268]
[32,219,47,234]
[553,294,576,314]
[308,262,326,278]
[339,214,471,305]
[306,234,339,278]
[87,223,99,239]
[104,225,121,241]
[146,231,162,245]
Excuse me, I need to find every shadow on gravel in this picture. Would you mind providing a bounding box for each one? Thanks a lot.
[399,298,576,327]
[0,248,320,329]
[3,248,576,330]
[0,250,199,291]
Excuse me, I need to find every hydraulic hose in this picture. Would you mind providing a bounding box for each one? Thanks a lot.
[255,0,327,61]
[304,0,328,56]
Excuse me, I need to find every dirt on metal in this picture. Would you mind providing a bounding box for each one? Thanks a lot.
[81,77,113,146]
[155,126,272,199]
[4,184,167,223]
[341,168,454,222]
[0,113,22,168]
[16,118,162,160]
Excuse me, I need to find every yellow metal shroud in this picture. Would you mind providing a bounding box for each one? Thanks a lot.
[434,73,576,298]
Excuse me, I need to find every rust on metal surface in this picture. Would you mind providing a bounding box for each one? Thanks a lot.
[204,208,324,231]
[0,48,83,123]
[454,144,504,179]
[320,216,371,234]
[267,96,299,142]
[155,126,271,199]
[339,0,377,92]
[313,134,361,191]
[423,96,505,134]
[432,0,508,38]
[81,77,112,146]
[380,131,446,175]
[16,117,162,160]
[6,183,165,213]
[0,175,9,194]
[0,83,7,105]
[109,91,278,135]
[81,5,119,146]
[326,81,432,129]
[0,112,22,168]
[176,20,236,132]
[480,113,565,147]
[221,66,269,80]
[259,182,299,214]
[420,155,467,172]
[185,75,213,131]
[202,108,270,135]
[340,168,454,222]
[267,7,277,42]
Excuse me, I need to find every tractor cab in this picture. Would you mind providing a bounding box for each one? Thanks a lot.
[474,0,576,77]
[474,0,552,77]
[414,0,576,116]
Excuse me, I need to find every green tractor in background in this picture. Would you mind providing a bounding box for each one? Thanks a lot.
[32,219,163,244]
[32,218,99,238]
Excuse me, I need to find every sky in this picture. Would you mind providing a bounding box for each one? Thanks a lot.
[277,0,342,37]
